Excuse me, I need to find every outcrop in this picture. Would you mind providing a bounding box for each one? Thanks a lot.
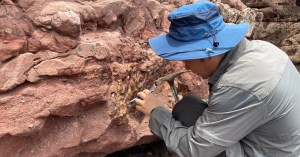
[0,0,298,156]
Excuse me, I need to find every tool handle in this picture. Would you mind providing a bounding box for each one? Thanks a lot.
[168,80,179,103]
[128,86,155,109]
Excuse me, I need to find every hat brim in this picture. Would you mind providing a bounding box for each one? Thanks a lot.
[149,23,249,60]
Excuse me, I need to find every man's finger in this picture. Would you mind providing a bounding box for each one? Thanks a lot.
[135,105,144,113]
[135,104,141,110]
[137,91,147,99]
[143,89,151,94]
[135,99,144,106]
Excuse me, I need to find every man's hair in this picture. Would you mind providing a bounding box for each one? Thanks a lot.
[297,0,300,6]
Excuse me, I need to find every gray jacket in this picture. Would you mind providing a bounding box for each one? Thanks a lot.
[149,38,300,157]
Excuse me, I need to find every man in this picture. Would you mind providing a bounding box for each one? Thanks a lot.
[134,1,300,157]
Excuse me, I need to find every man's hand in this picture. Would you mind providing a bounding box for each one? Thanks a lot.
[135,89,164,116]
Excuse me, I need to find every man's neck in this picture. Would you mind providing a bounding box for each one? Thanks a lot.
[208,38,249,87]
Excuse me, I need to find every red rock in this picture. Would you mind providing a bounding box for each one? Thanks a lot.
[27,30,79,53]
[0,39,26,61]
[1,0,297,156]
[0,53,36,92]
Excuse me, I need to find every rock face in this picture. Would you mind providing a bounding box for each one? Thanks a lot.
[0,0,298,157]
[0,0,203,156]
[246,0,300,67]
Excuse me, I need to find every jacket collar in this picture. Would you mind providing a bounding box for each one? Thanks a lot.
[208,38,249,87]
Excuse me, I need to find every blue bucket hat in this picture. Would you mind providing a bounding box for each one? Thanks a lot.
[149,1,249,60]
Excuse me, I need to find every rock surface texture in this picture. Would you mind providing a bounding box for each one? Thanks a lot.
[246,0,300,66]
[0,0,298,157]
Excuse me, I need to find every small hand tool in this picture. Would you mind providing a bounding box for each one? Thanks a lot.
[128,70,191,109]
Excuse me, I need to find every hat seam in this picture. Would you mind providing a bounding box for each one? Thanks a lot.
[170,6,219,20]
[159,46,234,56]
[167,32,212,42]
[168,16,225,41]
[170,15,222,28]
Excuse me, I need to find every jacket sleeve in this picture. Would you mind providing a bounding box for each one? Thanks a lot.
[149,106,227,157]
[149,86,265,157]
